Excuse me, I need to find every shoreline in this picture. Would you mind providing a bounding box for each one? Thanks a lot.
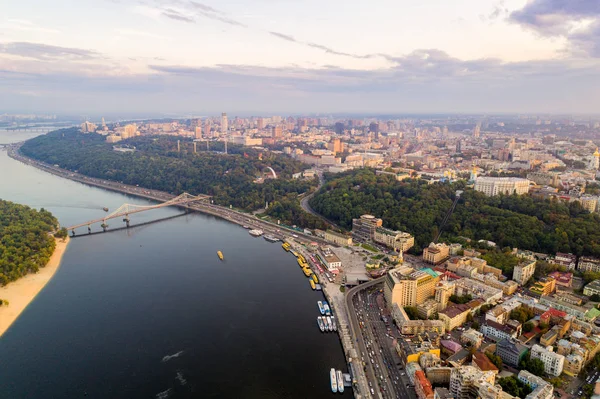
[0,236,70,338]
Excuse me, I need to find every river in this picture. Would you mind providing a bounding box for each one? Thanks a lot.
[0,132,350,398]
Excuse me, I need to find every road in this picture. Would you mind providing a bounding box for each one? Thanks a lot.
[299,170,340,229]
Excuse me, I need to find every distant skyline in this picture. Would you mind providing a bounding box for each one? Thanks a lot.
[1,0,600,114]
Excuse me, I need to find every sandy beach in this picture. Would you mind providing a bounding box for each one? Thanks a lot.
[0,236,70,338]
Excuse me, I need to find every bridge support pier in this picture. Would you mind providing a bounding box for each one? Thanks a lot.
[123,216,130,228]
[88,225,91,234]
[71,229,76,237]
[101,223,108,232]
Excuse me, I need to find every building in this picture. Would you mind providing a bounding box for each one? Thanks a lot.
[496,339,529,367]
[324,230,352,246]
[472,351,499,374]
[272,125,283,138]
[449,366,498,399]
[374,227,415,252]
[548,271,573,287]
[460,329,484,349]
[80,121,97,133]
[428,368,453,385]
[513,260,536,285]
[583,280,600,297]
[518,370,553,399]
[418,299,440,319]
[551,253,577,270]
[423,243,450,265]
[391,304,446,335]
[481,320,520,341]
[530,277,556,296]
[579,256,600,273]
[434,388,454,399]
[351,214,382,242]
[317,247,341,274]
[453,278,503,304]
[439,304,471,331]
[435,281,455,311]
[530,344,565,377]
[385,269,440,308]
[474,177,531,197]
[221,112,228,134]
[395,334,441,365]
[527,172,560,187]
[415,370,435,399]
[328,138,344,153]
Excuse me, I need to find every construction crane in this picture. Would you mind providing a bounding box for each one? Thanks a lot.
[434,190,463,243]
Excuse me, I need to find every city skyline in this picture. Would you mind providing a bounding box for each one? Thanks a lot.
[1,0,600,114]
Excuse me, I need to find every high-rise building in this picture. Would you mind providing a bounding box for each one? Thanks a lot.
[449,366,498,399]
[435,281,455,311]
[328,138,344,153]
[513,260,536,285]
[204,120,211,137]
[473,123,481,138]
[221,113,228,134]
[257,117,265,129]
[272,125,283,138]
[384,268,440,308]
[80,121,97,133]
[351,214,383,242]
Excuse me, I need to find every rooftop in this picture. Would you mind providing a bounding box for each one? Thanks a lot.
[472,351,499,372]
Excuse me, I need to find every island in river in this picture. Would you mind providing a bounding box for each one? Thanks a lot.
[0,199,69,337]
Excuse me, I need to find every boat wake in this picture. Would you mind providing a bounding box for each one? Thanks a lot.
[161,350,184,362]
[176,371,187,386]
[156,388,172,399]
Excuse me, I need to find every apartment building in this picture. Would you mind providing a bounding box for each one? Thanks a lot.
[530,344,565,377]
[578,256,600,273]
[374,227,415,252]
[351,214,382,242]
[423,243,450,265]
[474,177,531,197]
[496,339,529,367]
[518,370,553,399]
[513,260,536,285]
[324,230,353,246]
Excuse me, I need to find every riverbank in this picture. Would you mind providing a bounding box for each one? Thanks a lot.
[0,236,70,338]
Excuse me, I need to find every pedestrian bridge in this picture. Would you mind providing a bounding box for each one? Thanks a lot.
[66,192,211,234]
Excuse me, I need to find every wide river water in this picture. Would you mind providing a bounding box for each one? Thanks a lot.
[0,131,350,398]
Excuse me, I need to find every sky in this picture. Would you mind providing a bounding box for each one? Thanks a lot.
[1,0,600,115]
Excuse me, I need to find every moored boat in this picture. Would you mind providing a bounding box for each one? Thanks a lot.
[331,316,337,332]
[310,280,316,290]
[282,242,291,251]
[311,274,319,284]
[318,317,325,332]
[326,316,333,331]
[217,251,224,260]
[323,302,331,316]
[103,207,109,212]
[337,370,344,393]
[330,368,337,393]
[302,267,312,277]
[263,234,279,242]
[318,301,325,315]
[249,229,263,237]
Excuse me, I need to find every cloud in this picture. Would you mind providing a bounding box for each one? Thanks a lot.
[0,42,101,61]
[268,31,297,42]
[510,0,600,32]
[2,18,59,34]
[161,8,195,23]
[510,0,600,56]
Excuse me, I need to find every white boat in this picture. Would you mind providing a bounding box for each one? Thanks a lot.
[249,229,264,237]
[330,368,337,393]
[337,370,344,393]
[326,316,333,331]
[317,301,325,315]
[331,316,337,332]
[317,317,325,332]
[323,302,331,316]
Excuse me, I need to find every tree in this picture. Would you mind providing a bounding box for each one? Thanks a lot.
[404,307,421,320]
[510,307,535,324]
[523,322,534,333]
[520,354,545,376]
[589,294,600,302]
[450,294,473,304]
[472,320,480,330]
[54,227,68,239]
[486,352,503,369]
[498,376,532,399]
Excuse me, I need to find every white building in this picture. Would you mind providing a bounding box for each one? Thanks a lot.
[513,260,536,285]
[518,371,553,399]
[474,177,531,197]
[530,344,565,377]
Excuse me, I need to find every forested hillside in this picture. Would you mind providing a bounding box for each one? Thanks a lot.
[0,200,58,285]
[21,129,317,211]
[309,169,600,256]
